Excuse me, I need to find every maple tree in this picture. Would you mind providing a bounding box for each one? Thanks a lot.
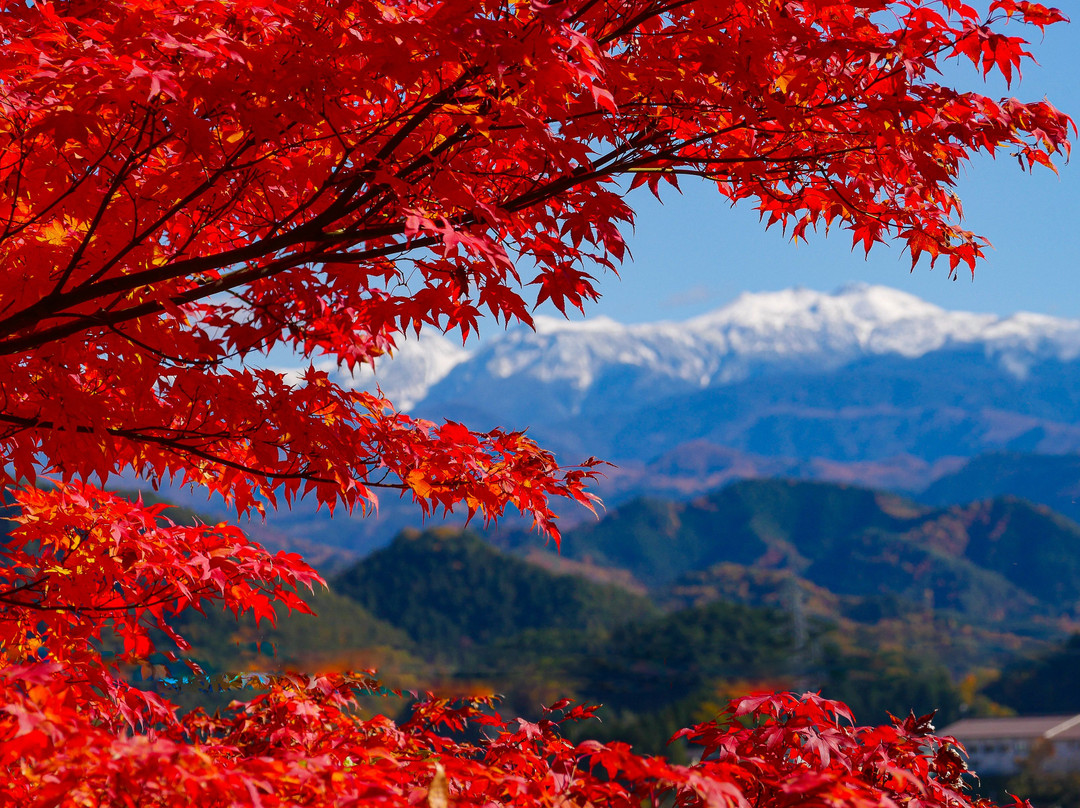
[0,0,1071,804]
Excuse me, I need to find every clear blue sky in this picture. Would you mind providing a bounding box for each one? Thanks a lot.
[569,15,1080,324]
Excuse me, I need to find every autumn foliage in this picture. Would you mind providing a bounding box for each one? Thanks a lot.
[0,0,1071,804]
[0,673,1021,808]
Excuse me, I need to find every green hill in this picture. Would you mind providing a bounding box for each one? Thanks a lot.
[332,527,659,660]
[532,479,1080,629]
[135,485,1079,756]
[168,587,418,674]
[900,497,1080,610]
[578,600,794,712]
[982,634,1080,715]
[537,479,925,588]
[920,451,1080,525]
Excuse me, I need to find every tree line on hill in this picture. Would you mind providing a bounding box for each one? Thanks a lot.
[151,477,1080,758]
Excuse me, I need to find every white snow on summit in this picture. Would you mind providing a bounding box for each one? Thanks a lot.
[308,331,470,410]
[686,284,995,359]
[316,285,1080,410]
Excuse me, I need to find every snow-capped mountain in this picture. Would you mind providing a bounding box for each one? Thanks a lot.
[248,284,1080,555]
[354,284,1080,415]
[304,330,470,410]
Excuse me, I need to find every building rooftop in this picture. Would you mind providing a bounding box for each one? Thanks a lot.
[942,714,1080,741]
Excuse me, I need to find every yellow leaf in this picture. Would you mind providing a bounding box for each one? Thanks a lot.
[41,216,88,246]
[406,469,433,498]
[774,73,794,94]
[41,220,69,246]
[427,762,449,808]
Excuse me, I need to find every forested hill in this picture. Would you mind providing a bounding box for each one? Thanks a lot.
[494,478,1080,628]
[158,478,1080,755]
[167,521,983,750]
[919,451,1080,525]
[332,528,658,658]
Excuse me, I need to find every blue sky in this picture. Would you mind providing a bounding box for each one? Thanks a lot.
[570,14,1080,325]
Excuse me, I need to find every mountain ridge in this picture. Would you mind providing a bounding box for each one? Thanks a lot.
[492,478,1080,633]
[145,286,1080,556]
[335,284,1080,410]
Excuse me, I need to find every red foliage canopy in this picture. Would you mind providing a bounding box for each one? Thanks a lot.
[0,0,1070,804]
[1,672,1026,808]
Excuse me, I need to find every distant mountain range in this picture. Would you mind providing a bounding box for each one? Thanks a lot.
[144,285,1080,555]
[142,285,1080,754]
[496,478,1080,635]
[146,282,1080,756]
[344,284,1080,413]
[324,286,1080,483]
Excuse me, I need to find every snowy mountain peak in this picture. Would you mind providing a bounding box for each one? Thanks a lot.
[301,285,1080,412]
[316,331,470,410]
[692,283,946,328]
[687,284,979,354]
